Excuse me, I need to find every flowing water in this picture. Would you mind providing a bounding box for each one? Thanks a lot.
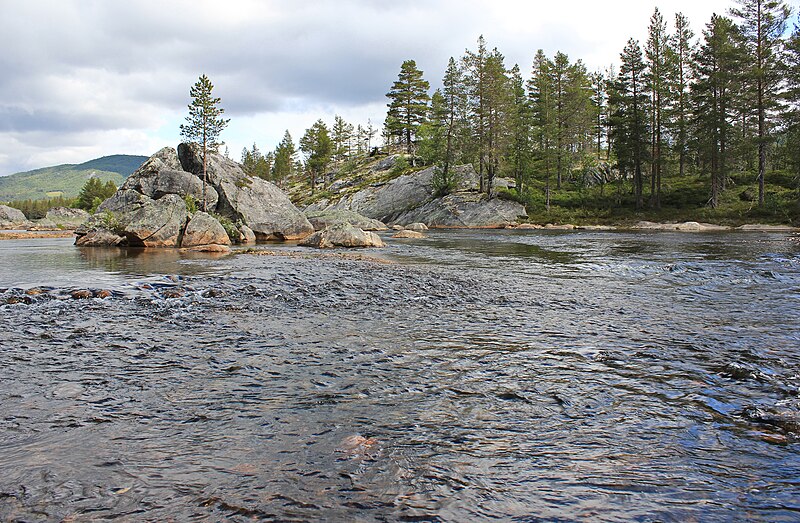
[0,230,798,522]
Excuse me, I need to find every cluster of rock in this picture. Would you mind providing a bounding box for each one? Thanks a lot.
[0,205,29,229]
[306,160,528,228]
[75,144,314,251]
[0,204,91,231]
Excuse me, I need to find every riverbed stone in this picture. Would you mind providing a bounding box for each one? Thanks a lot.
[180,211,231,248]
[299,223,385,249]
[392,230,426,239]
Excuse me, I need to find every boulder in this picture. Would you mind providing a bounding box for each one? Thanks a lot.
[406,222,429,231]
[121,194,188,248]
[178,142,313,240]
[180,212,231,248]
[305,209,388,231]
[737,224,799,232]
[392,230,426,239]
[392,192,527,228]
[120,147,183,196]
[238,224,256,244]
[152,169,218,210]
[299,223,385,249]
[0,205,28,227]
[75,229,126,247]
[45,207,90,227]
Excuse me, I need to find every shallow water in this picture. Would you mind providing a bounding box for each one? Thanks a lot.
[0,231,799,521]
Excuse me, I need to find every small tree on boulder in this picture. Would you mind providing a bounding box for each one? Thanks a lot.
[180,74,229,211]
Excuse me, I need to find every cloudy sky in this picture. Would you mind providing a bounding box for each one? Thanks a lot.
[0,0,790,175]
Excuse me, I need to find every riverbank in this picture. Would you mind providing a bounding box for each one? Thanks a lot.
[0,230,75,240]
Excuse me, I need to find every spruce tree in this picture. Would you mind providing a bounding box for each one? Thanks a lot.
[645,7,674,209]
[272,130,296,186]
[385,60,431,156]
[674,13,696,177]
[300,120,333,195]
[179,74,229,211]
[730,0,790,205]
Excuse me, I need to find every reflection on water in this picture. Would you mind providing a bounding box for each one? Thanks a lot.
[0,230,799,521]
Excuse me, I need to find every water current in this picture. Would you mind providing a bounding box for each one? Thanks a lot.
[0,230,798,522]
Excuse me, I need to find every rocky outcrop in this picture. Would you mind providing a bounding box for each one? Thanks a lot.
[632,221,732,231]
[44,207,90,228]
[75,229,126,247]
[317,163,525,228]
[180,211,231,248]
[0,205,29,228]
[299,223,385,249]
[391,192,527,228]
[76,144,314,248]
[305,209,388,231]
[179,143,313,240]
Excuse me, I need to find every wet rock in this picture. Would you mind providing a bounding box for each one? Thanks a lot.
[544,223,576,230]
[75,229,126,247]
[305,209,388,231]
[515,223,543,230]
[184,244,232,254]
[391,225,404,231]
[161,288,185,299]
[6,295,33,305]
[392,230,426,239]
[180,211,231,248]
[70,290,93,299]
[405,222,429,231]
[299,223,385,249]
[25,287,48,296]
[202,288,226,298]
[737,224,799,232]
[95,290,112,299]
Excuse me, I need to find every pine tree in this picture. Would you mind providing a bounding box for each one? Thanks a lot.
[645,7,675,208]
[179,74,229,211]
[507,64,532,193]
[674,13,696,177]
[693,15,746,207]
[464,36,490,192]
[612,39,649,209]
[300,119,333,195]
[272,130,296,186]
[385,60,431,156]
[528,50,556,209]
[730,0,790,205]
[782,24,800,177]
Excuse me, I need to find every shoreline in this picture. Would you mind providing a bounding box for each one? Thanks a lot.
[0,230,76,240]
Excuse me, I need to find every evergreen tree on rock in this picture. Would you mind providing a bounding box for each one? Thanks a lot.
[386,59,431,157]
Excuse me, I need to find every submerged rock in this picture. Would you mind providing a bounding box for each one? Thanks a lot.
[299,223,385,249]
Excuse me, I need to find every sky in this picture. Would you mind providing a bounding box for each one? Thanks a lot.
[0,0,792,176]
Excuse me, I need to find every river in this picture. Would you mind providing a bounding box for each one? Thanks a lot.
[0,230,798,522]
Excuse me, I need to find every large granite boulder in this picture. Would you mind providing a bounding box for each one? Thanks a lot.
[0,205,29,228]
[392,192,527,228]
[180,211,231,248]
[305,209,388,231]
[299,223,385,249]
[178,143,313,240]
[120,147,183,196]
[75,229,126,247]
[122,194,188,248]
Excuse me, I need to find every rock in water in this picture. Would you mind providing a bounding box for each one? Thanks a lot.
[75,229,126,247]
[180,211,231,248]
[122,194,188,248]
[406,222,429,231]
[299,223,385,249]
[305,209,388,231]
[392,230,426,239]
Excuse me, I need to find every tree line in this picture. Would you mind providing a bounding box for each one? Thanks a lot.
[376,0,798,213]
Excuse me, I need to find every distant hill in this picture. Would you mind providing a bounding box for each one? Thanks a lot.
[0,154,148,201]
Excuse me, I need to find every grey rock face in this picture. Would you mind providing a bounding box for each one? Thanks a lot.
[0,205,28,226]
[75,229,126,247]
[392,192,527,228]
[122,194,188,248]
[299,223,385,249]
[45,207,90,225]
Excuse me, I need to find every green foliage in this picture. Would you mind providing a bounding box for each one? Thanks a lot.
[100,211,124,235]
[272,130,296,184]
[184,195,198,214]
[390,155,410,177]
[210,212,238,242]
[76,178,117,211]
[431,165,459,197]
[180,74,229,153]
[300,120,333,194]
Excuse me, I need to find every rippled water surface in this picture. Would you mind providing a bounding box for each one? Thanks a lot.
[1,231,799,522]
